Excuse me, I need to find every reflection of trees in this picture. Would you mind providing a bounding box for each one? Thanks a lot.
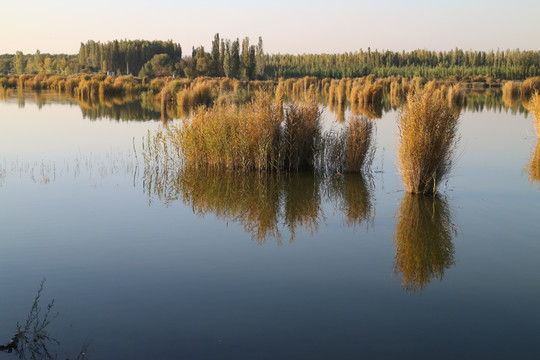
[525,141,540,188]
[393,194,456,292]
[1,90,162,121]
[142,164,375,244]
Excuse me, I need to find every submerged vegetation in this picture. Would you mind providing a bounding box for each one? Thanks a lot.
[397,90,461,194]
[141,165,374,244]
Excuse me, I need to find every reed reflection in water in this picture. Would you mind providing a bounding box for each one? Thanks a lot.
[393,194,457,292]
[325,174,375,228]
[525,140,540,188]
[143,165,375,244]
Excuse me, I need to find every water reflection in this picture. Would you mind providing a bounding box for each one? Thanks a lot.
[1,88,530,121]
[0,90,162,121]
[143,166,375,244]
[79,99,161,122]
[0,152,137,186]
[393,194,456,292]
[325,174,375,228]
[351,101,383,119]
[525,140,540,188]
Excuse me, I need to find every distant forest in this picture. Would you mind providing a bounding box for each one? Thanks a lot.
[1,34,539,80]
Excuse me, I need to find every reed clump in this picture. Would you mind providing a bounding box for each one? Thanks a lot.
[328,80,338,106]
[192,82,213,107]
[357,82,383,105]
[344,117,375,172]
[173,91,324,172]
[502,81,521,106]
[335,79,347,105]
[397,90,460,194]
[318,116,375,174]
[176,88,194,115]
[389,78,406,106]
[521,77,540,99]
[178,91,282,171]
[447,84,464,107]
[282,98,322,171]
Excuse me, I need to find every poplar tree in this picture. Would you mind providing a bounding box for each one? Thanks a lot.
[223,40,232,78]
[255,36,264,79]
[241,37,256,80]
[219,39,226,77]
[230,39,240,79]
[211,33,221,77]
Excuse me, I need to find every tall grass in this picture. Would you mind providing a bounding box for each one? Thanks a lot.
[344,116,375,172]
[282,99,322,171]
[178,91,282,171]
[320,116,375,174]
[447,84,464,107]
[521,77,540,99]
[502,80,521,106]
[397,89,460,194]
[156,91,335,173]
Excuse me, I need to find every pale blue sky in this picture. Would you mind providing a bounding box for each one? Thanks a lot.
[1,0,539,55]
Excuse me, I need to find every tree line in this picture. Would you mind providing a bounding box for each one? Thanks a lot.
[1,36,539,80]
[263,48,540,80]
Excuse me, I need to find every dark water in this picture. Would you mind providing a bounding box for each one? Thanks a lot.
[0,91,539,359]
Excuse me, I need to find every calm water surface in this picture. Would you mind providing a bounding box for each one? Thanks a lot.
[0,92,539,359]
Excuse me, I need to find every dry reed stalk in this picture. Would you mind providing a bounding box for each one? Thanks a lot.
[345,116,375,172]
[336,80,347,105]
[283,98,322,171]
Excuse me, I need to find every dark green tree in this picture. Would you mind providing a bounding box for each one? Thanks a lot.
[230,39,240,79]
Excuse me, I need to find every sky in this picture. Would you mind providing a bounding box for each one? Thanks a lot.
[1,0,539,55]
